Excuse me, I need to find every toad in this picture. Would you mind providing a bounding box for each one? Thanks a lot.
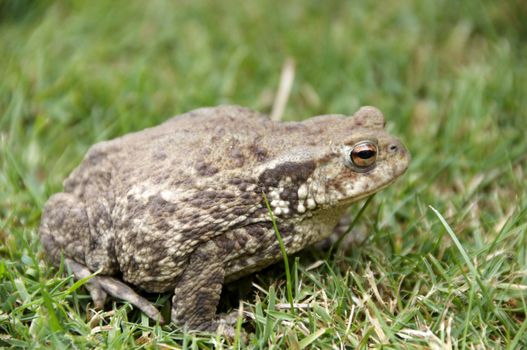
[39,105,410,333]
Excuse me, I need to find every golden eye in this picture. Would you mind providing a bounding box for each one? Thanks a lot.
[350,141,378,169]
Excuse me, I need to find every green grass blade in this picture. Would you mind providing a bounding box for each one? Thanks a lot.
[329,194,375,257]
[299,328,326,349]
[429,206,484,287]
[262,192,295,314]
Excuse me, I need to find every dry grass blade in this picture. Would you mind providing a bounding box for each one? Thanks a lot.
[270,58,295,121]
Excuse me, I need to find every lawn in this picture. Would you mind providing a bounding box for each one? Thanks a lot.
[1,0,526,348]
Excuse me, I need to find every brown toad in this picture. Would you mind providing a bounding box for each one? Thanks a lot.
[39,105,410,332]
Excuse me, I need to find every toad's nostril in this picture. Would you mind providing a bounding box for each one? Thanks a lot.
[389,144,398,152]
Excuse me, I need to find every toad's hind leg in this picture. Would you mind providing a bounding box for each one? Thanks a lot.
[40,193,163,323]
[40,193,106,307]
[39,193,91,267]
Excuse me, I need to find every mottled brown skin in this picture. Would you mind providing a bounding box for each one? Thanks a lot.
[39,105,410,333]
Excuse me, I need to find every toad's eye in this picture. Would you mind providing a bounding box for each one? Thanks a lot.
[350,141,378,169]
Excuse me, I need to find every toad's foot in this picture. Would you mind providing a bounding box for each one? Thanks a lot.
[65,258,164,324]
[201,310,243,338]
[221,309,242,326]
[217,310,244,339]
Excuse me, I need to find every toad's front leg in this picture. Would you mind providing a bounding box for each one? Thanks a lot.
[171,240,233,335]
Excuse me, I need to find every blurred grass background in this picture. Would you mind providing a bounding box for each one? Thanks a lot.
[1,0,526,348]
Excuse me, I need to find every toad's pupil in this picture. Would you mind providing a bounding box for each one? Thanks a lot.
[357,150,375,159]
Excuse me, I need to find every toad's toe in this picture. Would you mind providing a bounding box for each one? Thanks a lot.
[97,276,165,324]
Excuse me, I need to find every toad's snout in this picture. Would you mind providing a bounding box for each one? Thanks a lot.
[386,138,410,176]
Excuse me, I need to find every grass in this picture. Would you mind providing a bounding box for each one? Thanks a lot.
[1,0,526,348]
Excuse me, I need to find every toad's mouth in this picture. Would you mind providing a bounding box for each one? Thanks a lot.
[339,178,399,207]
[334,166,409,208]
[359,176,400,199]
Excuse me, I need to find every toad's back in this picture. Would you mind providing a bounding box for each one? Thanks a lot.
[65,105,363,194]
